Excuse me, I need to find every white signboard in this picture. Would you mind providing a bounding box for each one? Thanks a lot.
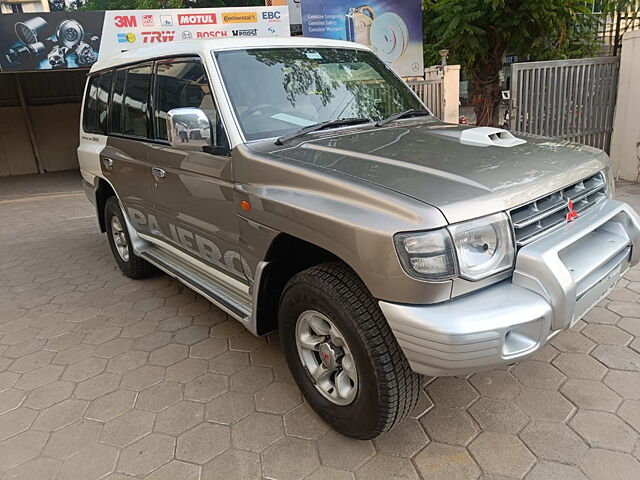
[101,6,290,59]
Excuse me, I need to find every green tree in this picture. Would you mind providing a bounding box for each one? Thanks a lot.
[423,0,600,126]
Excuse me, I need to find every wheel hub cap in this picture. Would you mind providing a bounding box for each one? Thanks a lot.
[318,342,340,369]
[295,310,358,406]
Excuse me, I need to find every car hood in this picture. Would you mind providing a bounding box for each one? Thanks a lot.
[266,120,608,223]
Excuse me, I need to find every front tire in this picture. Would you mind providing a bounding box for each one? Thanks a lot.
[278,262,421,439]
[104,196,155,279]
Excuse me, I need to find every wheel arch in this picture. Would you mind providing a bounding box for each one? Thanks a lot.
[253,233,347,335]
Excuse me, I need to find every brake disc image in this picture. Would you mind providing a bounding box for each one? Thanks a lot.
[369,12,409,62]
[14,17,53,45]
[56,19,85,49]
[345,6,375,46]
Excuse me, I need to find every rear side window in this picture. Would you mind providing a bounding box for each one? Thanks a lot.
[123,64,151,138]
[110,69,126,134]
[82,75,100,133]
[96,72,112,133]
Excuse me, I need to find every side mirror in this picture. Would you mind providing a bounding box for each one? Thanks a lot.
[166,108,212,151]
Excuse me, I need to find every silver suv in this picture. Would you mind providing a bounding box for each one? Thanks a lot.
[78,37,640,439]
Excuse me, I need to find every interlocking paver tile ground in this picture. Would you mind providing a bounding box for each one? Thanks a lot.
[0,171,639,479]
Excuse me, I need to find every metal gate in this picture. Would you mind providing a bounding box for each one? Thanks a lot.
[407,78,444,119]
[510,57,620,152]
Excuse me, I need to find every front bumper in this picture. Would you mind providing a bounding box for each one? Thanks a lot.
[379,199,640,377]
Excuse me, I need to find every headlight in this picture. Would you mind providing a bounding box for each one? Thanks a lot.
[394,212,515,281]
[394,228,456,280]
[448,212,515,280]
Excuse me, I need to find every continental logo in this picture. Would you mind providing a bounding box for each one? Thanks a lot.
[222,12,258,23]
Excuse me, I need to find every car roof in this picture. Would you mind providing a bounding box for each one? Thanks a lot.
[89,37,370,73]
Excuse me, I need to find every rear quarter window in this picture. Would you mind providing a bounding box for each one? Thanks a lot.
[82,76,100,133]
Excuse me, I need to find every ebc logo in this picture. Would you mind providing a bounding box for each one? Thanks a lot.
[178,14,217,25]
[141,30,175,43]
[262,11,281,21]
[222,12,258,23]
[114,15,137,28]
[196,31,228,38]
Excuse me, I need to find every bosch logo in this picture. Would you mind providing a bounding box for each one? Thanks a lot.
[262,11,281,21]
[178,14,217,26]
[141,30,175,43]
[196,31,228,38]
[114,15,137,28]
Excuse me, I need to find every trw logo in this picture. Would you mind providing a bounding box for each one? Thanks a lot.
[141,30,175,43]
[178,14,217,25]
[114,15,137,28]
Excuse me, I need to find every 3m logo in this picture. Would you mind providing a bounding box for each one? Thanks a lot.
[178,14,217,25]
[114,15,137,28]
[222,12,257,23]
[262,11,281,20]
[141,31,175,43]
[196,31,228,38]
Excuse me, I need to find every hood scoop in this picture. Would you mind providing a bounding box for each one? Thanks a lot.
[459,127,527,147]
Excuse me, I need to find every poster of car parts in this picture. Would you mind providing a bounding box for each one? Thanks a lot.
[99,6,290,60]
[300,0,423,77]
[0,6,289,72]
[0,11,104,71]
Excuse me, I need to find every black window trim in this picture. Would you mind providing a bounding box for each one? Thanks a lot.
[88,54,230,150]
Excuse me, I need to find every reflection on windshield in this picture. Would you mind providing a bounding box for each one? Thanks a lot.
[215,47,424,141]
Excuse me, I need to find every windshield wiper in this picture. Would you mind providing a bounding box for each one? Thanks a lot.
[375,109,431,127]
[274,117,372,145]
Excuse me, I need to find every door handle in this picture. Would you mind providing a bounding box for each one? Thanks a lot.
[102,157,114,171]
[152,167,166,180]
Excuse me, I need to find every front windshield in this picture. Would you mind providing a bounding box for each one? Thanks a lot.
[214,47,426,141]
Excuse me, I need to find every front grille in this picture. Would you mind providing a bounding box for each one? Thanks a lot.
[509,172,607,247]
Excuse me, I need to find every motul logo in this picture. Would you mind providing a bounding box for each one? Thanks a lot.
[178,14,217,25]
[141,31,175,43]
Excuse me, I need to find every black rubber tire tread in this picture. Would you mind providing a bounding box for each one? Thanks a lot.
[281,261,422,439]
[104,196,155,279]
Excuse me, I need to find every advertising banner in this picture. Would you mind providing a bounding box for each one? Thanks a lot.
[300,0,423,77]
[0,11,105,72]
[266,0,301,25]
[100,6,290,59]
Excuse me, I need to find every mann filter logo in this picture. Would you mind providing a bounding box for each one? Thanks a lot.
[117,33,136,44]
[127,208,252,278]
[232,29,258,36]
[178,14,217,25]
[141,31,175,43]
[196,31,228,38]
[114,15,137,28]
[223,12,258,23]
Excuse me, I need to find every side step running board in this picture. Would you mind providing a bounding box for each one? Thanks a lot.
[140,247,252,326]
